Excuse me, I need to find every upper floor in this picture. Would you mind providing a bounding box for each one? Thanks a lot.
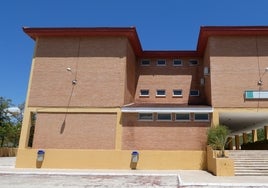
[23,26,268,108]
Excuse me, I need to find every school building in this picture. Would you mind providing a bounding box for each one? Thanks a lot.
[16,26,268,170]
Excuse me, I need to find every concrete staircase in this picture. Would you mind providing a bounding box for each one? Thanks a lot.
[228,150,268,176]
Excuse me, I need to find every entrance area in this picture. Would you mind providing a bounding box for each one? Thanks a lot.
[219,111,268,150]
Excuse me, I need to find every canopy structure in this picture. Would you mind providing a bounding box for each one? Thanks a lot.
[121,106,213,113]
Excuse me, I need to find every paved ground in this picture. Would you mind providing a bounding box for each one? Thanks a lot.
[1,157,268,187]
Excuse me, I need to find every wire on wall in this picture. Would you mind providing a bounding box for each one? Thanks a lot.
[60,38,81,134]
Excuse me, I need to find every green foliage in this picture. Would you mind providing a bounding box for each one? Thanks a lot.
[0,97,23,147]
[207,125,230,157]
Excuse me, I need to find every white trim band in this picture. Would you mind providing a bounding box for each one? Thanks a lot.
[121,107,213,113]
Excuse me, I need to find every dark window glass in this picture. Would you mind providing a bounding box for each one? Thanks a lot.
[157,113,172,121]
[194,113,209,121]
[139,113,153,120]
[140,89,149,96]
[176,113,190,121]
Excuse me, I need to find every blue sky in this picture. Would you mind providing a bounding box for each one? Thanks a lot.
[1,0,268,106]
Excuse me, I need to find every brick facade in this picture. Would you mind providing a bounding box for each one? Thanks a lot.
[21,26,268,155]
[33,113,117,149]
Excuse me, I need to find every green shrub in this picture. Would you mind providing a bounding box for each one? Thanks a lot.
[207,125,230,157]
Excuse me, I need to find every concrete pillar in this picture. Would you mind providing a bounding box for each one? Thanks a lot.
[252,129,257,142]
[264,126,268,140]
[212,110,219,126]
[242,133,248,144]
[227,137,233,150]
[235,135,240,150]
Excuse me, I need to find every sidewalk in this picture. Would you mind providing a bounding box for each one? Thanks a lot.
[1,157,268,187]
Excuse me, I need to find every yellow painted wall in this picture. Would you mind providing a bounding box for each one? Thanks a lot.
[207,146,234,176]
[16,149,206,170]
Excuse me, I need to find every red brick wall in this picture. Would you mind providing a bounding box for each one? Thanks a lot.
[122,113,209,150]
[33,113,117,149]
[209,36,268,107]
[29,37,128,107]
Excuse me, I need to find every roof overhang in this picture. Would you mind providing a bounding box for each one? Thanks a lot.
[121,106,213,113]
[23,26,268,58]
[23,27,143,57]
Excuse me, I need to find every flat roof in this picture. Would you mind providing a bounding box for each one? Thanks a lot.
[23,26,268,58]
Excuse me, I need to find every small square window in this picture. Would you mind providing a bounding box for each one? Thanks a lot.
[157,59,166,66]
[173,89,182,97]
[140,89,149,97]
[194,113,209,121]
[156,89,166,97]
[173,59,183,66]
[141,59,150,66]
[157,113,172,121]
[189,59,199,66]
[190,90,199,96]
[175,113,190,121]
[139,113,153,121]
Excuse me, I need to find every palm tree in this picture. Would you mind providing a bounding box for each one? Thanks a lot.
[207,125,230,157]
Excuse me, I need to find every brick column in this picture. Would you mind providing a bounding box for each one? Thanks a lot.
[235,135,240,150]
[242,133,248,144]
[264,126,268,140]
[252,129,257,142]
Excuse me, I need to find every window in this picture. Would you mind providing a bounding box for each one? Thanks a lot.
[190,90,199,96]
[157,59,166,66]
[173,89,182,97]
[140,89,149,97]
[141,59,150,66]
[194,113,209,121]
[139,113,153,121]
[173,59,183,66]
[189,59,199,66]
[156,89,166,97]
[157,113,172,121]
[175,113,190,121]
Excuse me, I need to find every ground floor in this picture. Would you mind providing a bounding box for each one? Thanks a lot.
[16,106,268,170]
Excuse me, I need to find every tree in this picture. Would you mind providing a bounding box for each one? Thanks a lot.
[207,125,230,157]
[0,97,23,147]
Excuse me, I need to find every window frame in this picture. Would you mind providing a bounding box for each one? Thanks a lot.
[190,90,200,96]
[173,59,183,66]
[175,113,191,121]
[156,59,166,66]
[173,89,183,97]
[157,113,172,121]
[189,59,199,66]
[141,59,150,66]
[156,89,166,97]
[138,113,154,121]
[140,89,149,97]
[194,113,210,121]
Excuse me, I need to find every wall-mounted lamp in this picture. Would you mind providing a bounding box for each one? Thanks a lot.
[257,67,268,86]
